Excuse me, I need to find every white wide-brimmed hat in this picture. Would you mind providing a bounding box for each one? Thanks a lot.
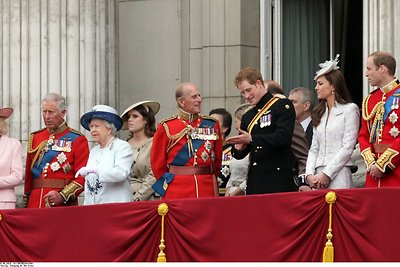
[314,54,340,80]
[80,105,123,131]
[120,100,160,130]
[0,107,13,119]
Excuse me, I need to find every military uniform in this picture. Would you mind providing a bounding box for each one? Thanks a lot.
[359,78,400,187]
[151,110,222,199]
[218,143,232,195]
[231,91,296,194]
[24,122,89,208]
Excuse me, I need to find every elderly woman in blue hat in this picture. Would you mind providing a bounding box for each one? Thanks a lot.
[76,104,133,205]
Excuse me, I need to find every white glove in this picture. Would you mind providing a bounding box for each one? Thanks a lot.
[75,166,98,178]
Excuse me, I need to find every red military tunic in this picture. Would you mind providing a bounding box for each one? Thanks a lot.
[358,78,400,187]
[25,123,89,208]
[151,110,222,199]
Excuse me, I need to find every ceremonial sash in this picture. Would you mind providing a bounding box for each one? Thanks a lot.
[152,118,216,196]
[32,132,80,179]
[383,87,400,122]
[247,97,280,134]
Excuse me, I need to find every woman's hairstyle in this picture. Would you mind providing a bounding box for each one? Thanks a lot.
[209,108,232,138]
[103,120,118,137]
[311,69,352,127]
[0,118,8,135]
[131,104,157,137]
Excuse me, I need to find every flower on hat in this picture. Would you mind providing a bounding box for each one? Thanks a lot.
[314,54,340,80]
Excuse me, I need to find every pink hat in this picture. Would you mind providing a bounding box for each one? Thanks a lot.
[0,107,13,119]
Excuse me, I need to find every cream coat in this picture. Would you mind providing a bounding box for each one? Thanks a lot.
[0,135,23,208]
[305,102,360,188]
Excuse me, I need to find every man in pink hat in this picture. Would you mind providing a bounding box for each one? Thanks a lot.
[0,107,23,209]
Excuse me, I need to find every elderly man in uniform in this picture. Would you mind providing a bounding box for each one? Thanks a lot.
[359,51,400,187]
[227,67,296,194]
[24,93,89,208]
[151,82,222,199]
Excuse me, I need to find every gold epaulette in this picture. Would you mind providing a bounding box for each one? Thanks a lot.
[69,127,84,136]
[200,114,217,122]
[59,181,83,202]
[159,115,177,125]
[30,127,47,135]
[273,93,286,99]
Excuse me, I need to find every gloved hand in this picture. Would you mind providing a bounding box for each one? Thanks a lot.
[75,166,99,178]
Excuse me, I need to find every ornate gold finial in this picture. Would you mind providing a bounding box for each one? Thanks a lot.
[323,191,337,262]
[157,203,169,262]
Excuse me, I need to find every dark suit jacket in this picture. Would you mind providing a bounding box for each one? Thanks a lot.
[291,120,309,176]
[231,91,296,194]
[305,121,313,147]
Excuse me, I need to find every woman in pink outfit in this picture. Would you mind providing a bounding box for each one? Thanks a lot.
[0,107,23,209]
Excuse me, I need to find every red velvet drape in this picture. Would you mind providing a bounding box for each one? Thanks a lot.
[1,188,399,262]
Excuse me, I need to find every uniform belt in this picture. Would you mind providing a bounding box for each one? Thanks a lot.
[168,165,213,175]
[32,179,72,189]
[372,143,390,154]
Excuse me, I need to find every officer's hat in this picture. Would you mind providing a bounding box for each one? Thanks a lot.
[80,105,123,131]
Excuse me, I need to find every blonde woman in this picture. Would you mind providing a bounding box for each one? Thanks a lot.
[0,107,23,209]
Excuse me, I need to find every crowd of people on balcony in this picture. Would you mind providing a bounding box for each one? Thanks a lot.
[0,50,399,209]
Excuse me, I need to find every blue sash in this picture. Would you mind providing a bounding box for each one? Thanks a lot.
[32,132,80,179]
[152,118,216,196]
[383,87,400,122]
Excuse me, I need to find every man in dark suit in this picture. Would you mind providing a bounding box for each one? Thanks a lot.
[288,87,314,146]
[226,67,296,194]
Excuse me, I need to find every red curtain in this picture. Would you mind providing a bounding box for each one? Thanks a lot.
[1,188,399,262]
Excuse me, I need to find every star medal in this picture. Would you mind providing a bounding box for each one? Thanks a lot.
[389,126,399,138]
[204,140,212,151]
[389,112,398,124]
[50,162,60,172]
[57,152,67,164]
[201,150,209,162]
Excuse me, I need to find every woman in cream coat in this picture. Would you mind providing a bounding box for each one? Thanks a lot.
[306,55,360,189]
[120,101,160,201]
[0,107,23,209]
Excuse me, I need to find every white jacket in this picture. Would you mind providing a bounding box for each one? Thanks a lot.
[305,102,360,181]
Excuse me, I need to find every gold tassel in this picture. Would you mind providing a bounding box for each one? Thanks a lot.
[157,203,169,262]
[323,191,337,262]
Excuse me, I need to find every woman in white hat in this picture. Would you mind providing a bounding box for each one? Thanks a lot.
[76,105,133,205]
[120,100,160,201]
[0,107,23,209]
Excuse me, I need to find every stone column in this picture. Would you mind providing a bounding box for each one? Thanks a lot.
[363,0,400,95]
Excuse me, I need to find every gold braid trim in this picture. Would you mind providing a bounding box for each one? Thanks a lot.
[375,148,399,172]
[59,181,83,202]
[162,122,191,153]
[361,95,385,143]
[27,133,50,169]
[322,191,337,262]
[360,148,376,169]
[156,203,169,262]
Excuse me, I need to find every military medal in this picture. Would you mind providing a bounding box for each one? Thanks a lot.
[50,162,61,172]
[389,126,399,138]
[201,150,209,162]
[63,163,71,173]
[389,112,398,124]
[57,152,67,164]
[221,165,230,178]
[391,97,399,110]
[204,140,212,151]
